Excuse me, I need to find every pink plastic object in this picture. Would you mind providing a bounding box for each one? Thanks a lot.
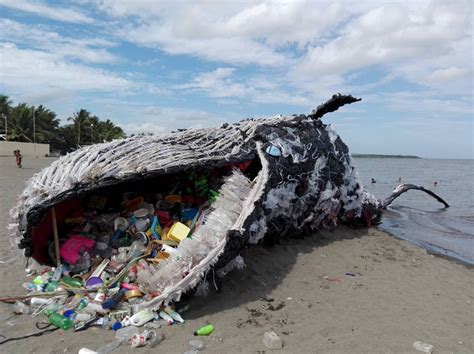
[60,235,96,264]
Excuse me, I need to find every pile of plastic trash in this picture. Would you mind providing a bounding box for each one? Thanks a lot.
[10,170,221,349]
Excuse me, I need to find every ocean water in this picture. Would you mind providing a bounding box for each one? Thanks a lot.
[353,158,474,265]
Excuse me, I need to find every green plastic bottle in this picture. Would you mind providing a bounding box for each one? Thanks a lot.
[46,310,74,330]
[194,324,214,336]
[60,276,82,288]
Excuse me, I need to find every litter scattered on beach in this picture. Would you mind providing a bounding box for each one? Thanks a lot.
[3,168,230,348]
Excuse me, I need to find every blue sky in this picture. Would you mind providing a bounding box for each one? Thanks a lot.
[0,0,472,158]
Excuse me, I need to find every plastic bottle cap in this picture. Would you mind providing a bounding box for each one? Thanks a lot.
[112,322,122,331]
[63,309,75,318]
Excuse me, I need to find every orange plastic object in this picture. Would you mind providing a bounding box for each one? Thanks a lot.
[164,194,182,204]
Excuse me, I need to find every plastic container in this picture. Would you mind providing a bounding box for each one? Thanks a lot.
[115,326,139,341]
[129,309,155,326]
[263,331,282,349]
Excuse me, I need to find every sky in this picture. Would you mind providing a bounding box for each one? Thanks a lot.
[0,0,472,158]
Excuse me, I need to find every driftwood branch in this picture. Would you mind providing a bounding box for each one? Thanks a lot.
[382,184,449,209]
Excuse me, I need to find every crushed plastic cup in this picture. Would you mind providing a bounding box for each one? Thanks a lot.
[13,301,30,314]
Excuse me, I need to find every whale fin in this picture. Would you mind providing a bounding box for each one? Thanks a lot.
[310,93,361,120]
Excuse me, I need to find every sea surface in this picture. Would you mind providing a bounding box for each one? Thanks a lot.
[353,158,474,265]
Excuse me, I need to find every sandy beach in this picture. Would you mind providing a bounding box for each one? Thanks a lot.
[0,156,472,353]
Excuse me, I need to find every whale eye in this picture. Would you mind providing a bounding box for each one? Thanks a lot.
[265,145,281,157]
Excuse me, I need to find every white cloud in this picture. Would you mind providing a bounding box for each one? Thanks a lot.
[422,67,471,85]
[0,43,132,94]
[94,0,365,66]
[382,91,473,115]
[291,1,472,82]
[123,26,287,66]
[0,0,92,24]
[178,67,311,106]
[118,106,231,135]
[0,19,119,64]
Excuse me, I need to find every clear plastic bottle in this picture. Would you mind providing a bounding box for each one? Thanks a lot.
[136,259,153,284]
[96,339,123,354]
[128,241,146,260]
[115,326,139,341]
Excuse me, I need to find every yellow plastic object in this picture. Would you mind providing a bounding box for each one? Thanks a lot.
[167,222,190,243]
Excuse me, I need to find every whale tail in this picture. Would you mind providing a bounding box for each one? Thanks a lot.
[381,184,449,209]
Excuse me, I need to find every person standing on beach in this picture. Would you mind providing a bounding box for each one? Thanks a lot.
[15,149,22,168]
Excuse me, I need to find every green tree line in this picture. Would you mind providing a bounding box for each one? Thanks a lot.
[0,94,126,153]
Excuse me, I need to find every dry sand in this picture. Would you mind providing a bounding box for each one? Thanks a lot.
[0,156,472,353]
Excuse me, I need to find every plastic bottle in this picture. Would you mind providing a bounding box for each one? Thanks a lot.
[164,306,185,323]
[176,304,190,313]
[46,280,59,292]
[46,310,74,330]
[74,316,99,332]
[93,317,113,329]
[76,297,89,311]
[94,287,107,303]
[158,311,174,325]
[30,297,52,307]
[51,264,63,282]
[128,241,146,260]
[194,324,214,336]
[61,276,83,288]
[115,326,139,341]
[23,282,36,291]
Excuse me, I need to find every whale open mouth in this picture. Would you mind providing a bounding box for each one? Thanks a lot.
[24,143,268,308]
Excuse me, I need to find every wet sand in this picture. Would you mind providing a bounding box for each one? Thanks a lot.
[0,157,472,353]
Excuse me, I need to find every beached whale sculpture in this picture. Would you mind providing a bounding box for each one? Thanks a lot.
[9,94,448,309]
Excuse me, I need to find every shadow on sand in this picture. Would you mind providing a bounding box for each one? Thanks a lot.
[183,226,371,319]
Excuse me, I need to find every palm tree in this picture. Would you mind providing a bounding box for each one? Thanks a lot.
[67,109,91,147]
[34,105,60,143]
[0,95,12,137]
[8,103,35,142]
[97,119,126,142]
